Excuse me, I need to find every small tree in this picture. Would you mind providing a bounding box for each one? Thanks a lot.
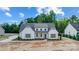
[76,32,79,40]
[63,34,65,37]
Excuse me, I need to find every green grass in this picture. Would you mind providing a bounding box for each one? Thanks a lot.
[0,35,9,40]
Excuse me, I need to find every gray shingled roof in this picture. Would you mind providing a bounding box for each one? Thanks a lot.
[0,25,5,31]
[34,23,48,28]
[19,23,56,32]
[71,23,79,31]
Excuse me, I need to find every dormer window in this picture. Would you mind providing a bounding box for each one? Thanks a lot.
[45,29,46,31]
[40,29,42,31]
[36,29,38,31]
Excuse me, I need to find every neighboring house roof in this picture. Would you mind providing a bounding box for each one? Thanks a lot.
[71,23,79,31]
[19,23,56,32]
[0,26,5,35]
[0,25,4,30]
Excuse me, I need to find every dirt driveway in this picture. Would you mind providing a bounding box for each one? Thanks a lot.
[0,37,79,51]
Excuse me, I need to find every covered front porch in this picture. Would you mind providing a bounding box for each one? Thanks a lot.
[35,32,48,39]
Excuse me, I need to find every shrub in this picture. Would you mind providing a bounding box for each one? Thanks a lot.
[63,34,66,37]
[72,35,76,40]
[66,35,69,38]
[76,33,79,41]
[69,35,72,38]
[63,34,77,40]
[62,34,79,41]
[17,37,21,40]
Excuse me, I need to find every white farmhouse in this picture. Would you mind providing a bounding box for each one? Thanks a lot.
[19,23,58,40]
[0,26,5,35]
[64,23,79,36]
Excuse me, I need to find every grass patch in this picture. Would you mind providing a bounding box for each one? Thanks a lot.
[0,35,9,40]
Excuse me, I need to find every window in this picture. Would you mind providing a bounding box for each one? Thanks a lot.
[51,34,56,38]
[25,34,30,38]
[40,29,42,31]
[44,29,46,31]
[36,29,38,31]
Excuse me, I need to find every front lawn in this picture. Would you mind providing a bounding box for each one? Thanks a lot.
[0,35,9,40]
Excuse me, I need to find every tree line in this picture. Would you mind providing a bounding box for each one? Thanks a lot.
[2,23,19,33]
[2,10,79,33]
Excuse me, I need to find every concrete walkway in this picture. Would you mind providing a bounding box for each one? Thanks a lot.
[0,35,18,42]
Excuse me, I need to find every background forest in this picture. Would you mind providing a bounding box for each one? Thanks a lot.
[2,10,79,33]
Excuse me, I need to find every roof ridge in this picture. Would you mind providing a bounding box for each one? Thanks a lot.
[71,23,79,31]
[19,23,56,32]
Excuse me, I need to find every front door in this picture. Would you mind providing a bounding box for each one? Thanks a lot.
[44,34,47,39]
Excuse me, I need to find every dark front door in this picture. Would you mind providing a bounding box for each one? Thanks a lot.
[44,34,47,39]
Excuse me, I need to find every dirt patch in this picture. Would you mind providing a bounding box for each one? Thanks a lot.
[31,41,46,48]
[0,38,79,51]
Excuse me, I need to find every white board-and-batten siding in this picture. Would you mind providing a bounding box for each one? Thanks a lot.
[19,27,35,39]
[48,29,58,39]
[0,27,5,35]
[64,24,77,36]
[19,27,59,39]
